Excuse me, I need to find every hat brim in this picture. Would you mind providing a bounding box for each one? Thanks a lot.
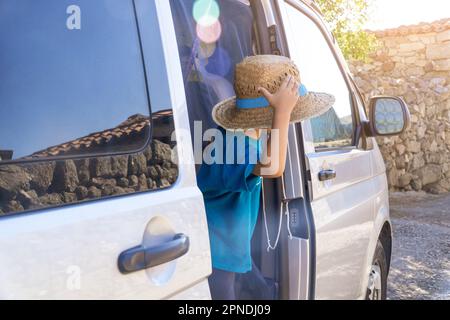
[212,92,335,130]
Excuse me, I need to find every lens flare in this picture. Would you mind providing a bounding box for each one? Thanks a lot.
[193,0,220,27]
[196,20,222,44]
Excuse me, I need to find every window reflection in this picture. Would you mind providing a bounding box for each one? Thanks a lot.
[284,4,355,149]
[0,0,179,216]
[0,0,150,160]
[170,0,255,142]
[0,110,178,216]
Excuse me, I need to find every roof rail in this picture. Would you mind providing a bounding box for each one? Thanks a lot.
[300,0,324,16]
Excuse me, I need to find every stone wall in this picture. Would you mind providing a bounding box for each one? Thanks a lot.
[350,19,450,193]
[0,140,178,215]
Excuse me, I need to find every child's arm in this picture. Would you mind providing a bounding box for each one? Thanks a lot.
[253,76,299,178]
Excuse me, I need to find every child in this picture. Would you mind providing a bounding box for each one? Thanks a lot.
[197,55,334,300]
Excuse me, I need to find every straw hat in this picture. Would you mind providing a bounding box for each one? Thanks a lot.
[212,55,335,130]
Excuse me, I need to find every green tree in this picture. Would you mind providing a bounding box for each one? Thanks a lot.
[315,0,378,62]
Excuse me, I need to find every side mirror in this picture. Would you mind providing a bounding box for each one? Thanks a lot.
[366,96,410,137]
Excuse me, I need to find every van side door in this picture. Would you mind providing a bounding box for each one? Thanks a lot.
[0,0,211,299]
[279,0,376,299]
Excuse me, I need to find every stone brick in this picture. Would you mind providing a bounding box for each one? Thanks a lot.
[395,144,406,156]
[0,165,31,201]
[63,192,77,203]
[76,159,90,186]
[137,174,149,191]
[88,186,102,199]
[75,186,89,200]
[17,190,40,209]
[39,193,63,206]
[25,162,55,195]
[90,177,116,188]
[152,140,173,164]
[436,29,450,42]
[91,157,112,178]
[117,177,129,188]
[413,164,442,186]
[406,141,421,153]
[111,155,128,178]
[419,34,436,44]
[434,59,450,71]
[3,200,24,213]
[52,160,79,193]
[398,173,413,188]
[129,175,139,188]
[405,66,425,76]
[399,42,425,52]
[128,154,147,176]
[382,61,395,72]
[426,43,450,60]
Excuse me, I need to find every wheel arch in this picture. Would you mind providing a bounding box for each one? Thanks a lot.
[378,221,392,271]
[359,189,392,299]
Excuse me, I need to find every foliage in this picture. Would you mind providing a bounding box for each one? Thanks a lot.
[315,0,378,62]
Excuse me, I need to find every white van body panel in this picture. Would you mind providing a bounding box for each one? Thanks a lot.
[303,125,389,300]
[0,0,211,300]
[305,146,376,299]
[0,187,210,299]
[280,0,391,299]
[0,0,393,300]
[357,138,391,299]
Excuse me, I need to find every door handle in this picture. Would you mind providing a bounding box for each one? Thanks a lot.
[118,233,190,274]
[318,169,336,181]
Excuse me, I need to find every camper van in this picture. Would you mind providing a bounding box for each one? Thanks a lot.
[0,0,409,300]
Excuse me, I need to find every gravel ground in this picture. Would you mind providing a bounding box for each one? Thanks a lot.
[388,192,450,300]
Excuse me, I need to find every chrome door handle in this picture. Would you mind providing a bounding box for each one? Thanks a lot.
[318,169,336,181]
[118,233,190,274]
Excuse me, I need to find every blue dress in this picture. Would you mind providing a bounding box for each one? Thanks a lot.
[197,129,262,273]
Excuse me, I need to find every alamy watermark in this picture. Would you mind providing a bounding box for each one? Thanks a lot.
[171,121,281,176]
[66,265,81,291]
[66,5,81,30]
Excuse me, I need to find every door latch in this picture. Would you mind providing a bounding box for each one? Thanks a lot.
[318,169,337,181]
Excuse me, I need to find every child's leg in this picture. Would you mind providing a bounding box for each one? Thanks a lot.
[235,260,278,300]
[208,268,236,300]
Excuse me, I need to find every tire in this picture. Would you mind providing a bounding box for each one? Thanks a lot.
[366,240,388,300]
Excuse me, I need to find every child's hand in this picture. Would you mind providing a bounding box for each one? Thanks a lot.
[253,76,299,178]
[258,75,299,117]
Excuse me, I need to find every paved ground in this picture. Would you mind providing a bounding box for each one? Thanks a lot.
[388,192,450,300]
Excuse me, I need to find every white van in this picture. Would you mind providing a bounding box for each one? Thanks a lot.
[0,0,409,300]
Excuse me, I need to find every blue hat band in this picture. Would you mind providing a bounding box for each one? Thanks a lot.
[236,84,308,109]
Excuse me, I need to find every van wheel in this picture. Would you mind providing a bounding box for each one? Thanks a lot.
[366,241,388,300]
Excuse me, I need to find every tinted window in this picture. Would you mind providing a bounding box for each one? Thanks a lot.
[0,1,179,216]
[169,0,255,141]
[0,0,150,161]
[284,4,355,150]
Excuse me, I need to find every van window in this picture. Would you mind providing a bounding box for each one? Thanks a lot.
[0,1,178,216]
[169,0,255,141]
[283,3,355,150]
[0,0,150,160]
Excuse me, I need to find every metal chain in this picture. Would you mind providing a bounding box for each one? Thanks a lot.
[261,174,293,252]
